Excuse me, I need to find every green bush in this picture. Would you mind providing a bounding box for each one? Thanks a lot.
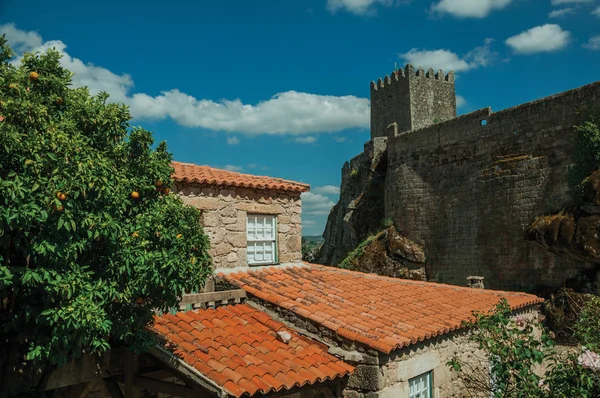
[569,117,600,202]
[0,36,212,383]
[448,297,600,397]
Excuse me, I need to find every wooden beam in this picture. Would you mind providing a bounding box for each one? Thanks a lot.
[124,350,139,398]
[139,369,175,380]
[179,289,246,309]
[103,379,125,398]
[148,346,227,397]
[133,376,195,397]
[66,380,94,398]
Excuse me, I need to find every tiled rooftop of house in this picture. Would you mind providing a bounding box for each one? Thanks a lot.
[220,264,544,354]
[151,303,354,397]
[171,161,310,193]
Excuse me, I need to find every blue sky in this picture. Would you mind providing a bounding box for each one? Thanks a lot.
[2,0,600,236]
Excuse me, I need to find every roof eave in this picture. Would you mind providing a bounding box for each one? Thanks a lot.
[149,345,230,398]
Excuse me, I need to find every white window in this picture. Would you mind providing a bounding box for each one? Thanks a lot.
[409,371,432,398]
[246,214,277,265]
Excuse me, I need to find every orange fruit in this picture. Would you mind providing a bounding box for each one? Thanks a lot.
[55,97,63,104]
[176,234,183,239]
[56,192,67,201]
[162,187,170,195]
[131,191,140,199]
[155,180,163,188]
[29,72,39,81]
[132,232,139,238]
[0,115,4,122]
[53,203,63,212]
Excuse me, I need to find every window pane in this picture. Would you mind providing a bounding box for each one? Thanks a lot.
[246,215,277,264]
[409,372,431,398]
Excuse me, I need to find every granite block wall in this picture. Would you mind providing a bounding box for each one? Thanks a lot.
[175,182,303,269]
[385,81,600,290]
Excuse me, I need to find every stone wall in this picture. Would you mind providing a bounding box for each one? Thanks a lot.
[376,306,540,398]
[385,80,600,290]
[370,65,456,139]
[175,182,303,268]
[316,138,387,265]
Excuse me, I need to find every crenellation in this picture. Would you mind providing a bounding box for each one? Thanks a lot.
[370,64,457,138]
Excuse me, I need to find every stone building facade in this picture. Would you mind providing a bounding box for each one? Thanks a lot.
[318,64,600,291]
[171,161,308,269]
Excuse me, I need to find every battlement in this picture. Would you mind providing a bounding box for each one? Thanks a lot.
[370,64,455,92]
[369,64,457,138]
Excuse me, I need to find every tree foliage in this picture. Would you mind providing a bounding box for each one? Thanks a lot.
[0,36,212,387]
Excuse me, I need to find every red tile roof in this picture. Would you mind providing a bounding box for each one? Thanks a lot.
[171,161,310,193]
[151,304,353,397]
[220,264,544,354]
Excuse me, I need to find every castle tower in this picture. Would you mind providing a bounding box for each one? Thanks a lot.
[370,64,456,139]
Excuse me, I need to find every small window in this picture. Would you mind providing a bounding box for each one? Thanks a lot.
[409,371,432,398]
[481,119,487,126]
[246,214,277,265]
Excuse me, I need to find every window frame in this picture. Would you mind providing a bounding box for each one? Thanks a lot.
[246,214,278,266]
[408,370,433,398]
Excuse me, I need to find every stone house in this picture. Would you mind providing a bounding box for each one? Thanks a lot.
[41,164,544,398]
[171,161,308,269]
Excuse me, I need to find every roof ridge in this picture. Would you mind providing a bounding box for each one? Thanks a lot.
[171,161,310,192]
[302,263,539,297]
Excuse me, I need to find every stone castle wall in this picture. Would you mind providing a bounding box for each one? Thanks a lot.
[385,81,600,290]
[175,182,303,269]
[370,66,456,139]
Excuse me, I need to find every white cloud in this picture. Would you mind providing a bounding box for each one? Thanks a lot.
[505,24,570,54]
[333,136,347,143]
[224,165,243,172]
[431,0,511,18]
[1,24,370,136]
[0,23,42,53]
[227,136,240,145]
[313,185,341,195]
[549,8,575,18]
[294,136,317,144]
[593,5,600,16]
[400,39,495,73]
[551,0,593,4]
[301,192,336,216]
[326,0,396,15]
[456,95,466,109]
[583,35,600,50]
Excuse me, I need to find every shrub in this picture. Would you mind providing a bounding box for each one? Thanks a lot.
[568,117,600,202]
[448,297,600,397]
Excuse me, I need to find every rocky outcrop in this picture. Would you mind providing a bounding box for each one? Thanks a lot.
[315,138,388,265]
[339,226,426,280]
[527,170,600,264]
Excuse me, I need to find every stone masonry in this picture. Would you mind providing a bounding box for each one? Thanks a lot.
[370,65,456,139]
[319,63,600,291]
[174,182,303,269]
[386,81,600,290]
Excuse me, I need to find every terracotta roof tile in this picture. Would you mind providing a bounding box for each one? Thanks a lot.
[171,161,310,193]
[151,304,353,397]
[221,264,544,354]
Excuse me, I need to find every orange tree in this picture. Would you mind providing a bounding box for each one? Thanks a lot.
[0,36,211,392]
